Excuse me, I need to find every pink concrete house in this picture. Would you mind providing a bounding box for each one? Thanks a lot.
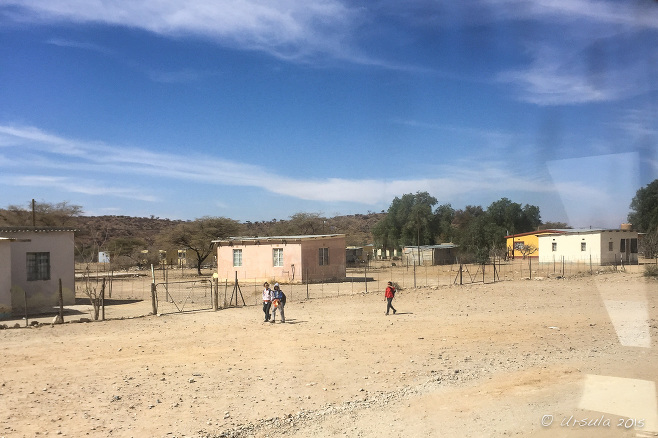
[213,234,346,284]
[0,227,75,318]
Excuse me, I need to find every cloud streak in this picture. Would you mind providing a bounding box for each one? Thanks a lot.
[0,124,555,206]
[2,0,365,64]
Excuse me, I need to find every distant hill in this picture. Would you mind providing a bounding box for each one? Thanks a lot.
[70,212,384,253]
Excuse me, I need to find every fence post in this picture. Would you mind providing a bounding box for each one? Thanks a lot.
[101,277,105,321]
[23,289,29,327]
[150,264,157,315]
[413,260,416,288]
[58,278,64,324]
[590,255,593,275]
[150,282,157,315]
[212,274,218,311]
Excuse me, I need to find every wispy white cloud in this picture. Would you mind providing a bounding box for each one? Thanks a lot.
[2,0,366,64]
[485,0,658,30]
[0,124,554,207]
[1,124,643,227]
[483,0,658,105]
[0,174,158,201]
[497,42,653,105]
[45,37,113,54]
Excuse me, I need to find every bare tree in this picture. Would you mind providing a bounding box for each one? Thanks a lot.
[78,269,105,320]
[640,229,658,259]
[518,244,538,259]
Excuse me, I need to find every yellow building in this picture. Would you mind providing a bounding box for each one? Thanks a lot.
[505,229,566,259]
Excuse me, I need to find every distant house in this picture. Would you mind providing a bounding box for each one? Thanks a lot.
[537,228,639,265]
[345,246,365,265]
[164,248,188,267]
[403,244,459,266]
[371,247,400,260]
[213,234,346,284]
[0,227,76,318]
[505,229,569,259]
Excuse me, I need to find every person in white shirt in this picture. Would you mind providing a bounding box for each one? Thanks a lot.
[262,282,273,322]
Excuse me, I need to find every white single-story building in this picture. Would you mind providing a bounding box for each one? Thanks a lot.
[0,227,76,318]
[537,228,639,265]
[213,234,346,284]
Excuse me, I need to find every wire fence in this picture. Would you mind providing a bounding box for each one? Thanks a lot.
[69,258,648,321]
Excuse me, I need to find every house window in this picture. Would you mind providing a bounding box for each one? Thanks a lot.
[631,238,638,253]
[608,241,613,251]
[319,247,329,266]
[552,242,557,251]
[581,242,586,251]
[232,249,242,267]
[273,248,283,267]
[27,252,50,281]
[620,239,626,252]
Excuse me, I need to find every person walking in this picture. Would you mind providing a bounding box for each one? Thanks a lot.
[271,283,286,323]
[385,281,397,315]
[262,282,273,322]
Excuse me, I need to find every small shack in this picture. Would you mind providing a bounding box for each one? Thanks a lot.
[403,244,459,266]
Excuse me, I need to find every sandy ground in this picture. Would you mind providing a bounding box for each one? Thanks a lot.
[1,271,657,438]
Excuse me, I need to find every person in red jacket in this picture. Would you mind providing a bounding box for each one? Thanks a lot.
[385,281,397,315]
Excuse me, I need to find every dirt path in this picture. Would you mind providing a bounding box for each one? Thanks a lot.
[1,272,656,437]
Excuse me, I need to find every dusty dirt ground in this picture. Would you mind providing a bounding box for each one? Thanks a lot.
[1,270,657,438]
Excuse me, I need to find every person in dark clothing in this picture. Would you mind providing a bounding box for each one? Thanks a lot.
[271,283,286,323]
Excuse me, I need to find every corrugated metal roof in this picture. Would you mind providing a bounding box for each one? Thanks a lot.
[212,234,345,244]
[403,244,458,251]
[0,227,77,233]
[504,229,569,238]
[538,228,635,236]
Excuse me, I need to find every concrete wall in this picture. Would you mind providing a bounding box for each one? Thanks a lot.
[0,240,11,318]
[7,230,75,314]
[300,236,346,282]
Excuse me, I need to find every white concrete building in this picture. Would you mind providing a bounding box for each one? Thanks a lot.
[538,229,639,265]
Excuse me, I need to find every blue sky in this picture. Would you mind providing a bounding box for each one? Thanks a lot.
[0,0,656,228]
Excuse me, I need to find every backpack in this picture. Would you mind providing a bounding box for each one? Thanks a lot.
[280,291,286,305]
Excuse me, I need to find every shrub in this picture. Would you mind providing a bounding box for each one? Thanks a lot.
[644,264,658,278]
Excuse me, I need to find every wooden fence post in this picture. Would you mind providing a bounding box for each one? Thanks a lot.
[150,282,157,315]
[58,278,64,324]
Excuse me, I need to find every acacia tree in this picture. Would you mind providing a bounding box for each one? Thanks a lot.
[271,212,328,235]
[628,179,658,233]
[163,217,243,275]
